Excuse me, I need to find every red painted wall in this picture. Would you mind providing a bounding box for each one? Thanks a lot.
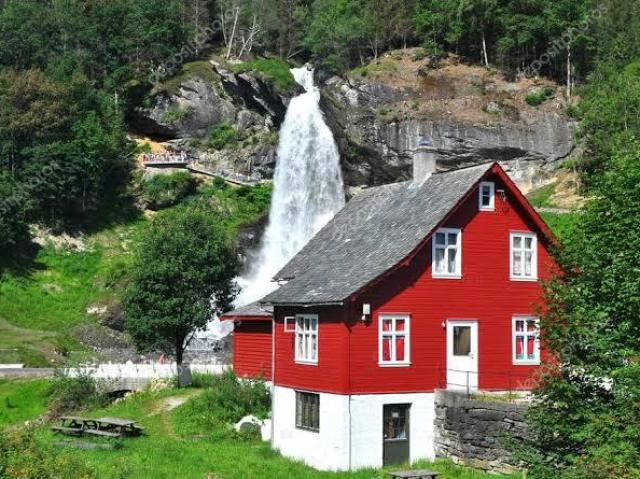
[233,320,272,379]
[273,306,350,394]
[272,172,557,394]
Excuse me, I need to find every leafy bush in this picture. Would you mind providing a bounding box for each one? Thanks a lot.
[163,106,192,124]
[205,122,238,150]
[0,429,94,478]
[141,171,197,210]
[525,87,554,106]
[173,372,270,438]
[46,373,110,417]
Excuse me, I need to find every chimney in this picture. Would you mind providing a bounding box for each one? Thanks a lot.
[413,136,437,183]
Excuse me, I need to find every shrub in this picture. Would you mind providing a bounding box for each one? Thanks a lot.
[173,372,270,437]
[141,171,197,210]
[231,58,295,92]
[205,122,238,150]
[46,373,110,416]
[163,106,192,124]
[0,429,94,478]
[525,86,554,106]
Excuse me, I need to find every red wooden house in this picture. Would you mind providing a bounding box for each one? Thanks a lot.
[220,302,273,379]
[236,142,556,470]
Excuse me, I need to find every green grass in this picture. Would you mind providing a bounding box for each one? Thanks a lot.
[525,86,554,106]
[231,58,295,92]
[0,379,49,427]
[541,211,580,240]
[26,387,519,479]
[160,60,221,95]
[526,182,557,208]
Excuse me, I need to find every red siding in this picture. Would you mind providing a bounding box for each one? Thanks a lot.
[273,306,350,394]
[272,171,557,394]
[233,320,272,379]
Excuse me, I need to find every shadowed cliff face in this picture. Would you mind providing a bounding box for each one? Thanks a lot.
[320,51,576,191]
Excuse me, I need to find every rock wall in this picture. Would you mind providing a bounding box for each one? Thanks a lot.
[434,390,529,474]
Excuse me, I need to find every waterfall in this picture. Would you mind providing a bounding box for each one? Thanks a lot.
[234,66,345,306]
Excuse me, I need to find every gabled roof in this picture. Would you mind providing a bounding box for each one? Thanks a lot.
[262,163,504,306]
[221,301,273,320]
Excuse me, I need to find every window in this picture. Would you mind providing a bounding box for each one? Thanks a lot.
[513,317,540,364]
[284,316,295,333]
[453,325,471,356]
[295,314,318,364]
[296,391,320,432]
[479,181,495,211]
[510,232,538,280]
[432,228,462,278]
[379,315,410,366]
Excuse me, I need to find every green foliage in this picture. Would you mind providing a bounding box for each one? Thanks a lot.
[521,141,640,478]
[46,373,110,417]
[0,428,94,479]
[123,207,239,365]
[0,380,49,428]
[163,106,193,125]
[204,122,239,150]
[525,87,555,106]
[0,172,29,249]
[173,372,270,437]
[231,58,295,91]
[141,172,197,210]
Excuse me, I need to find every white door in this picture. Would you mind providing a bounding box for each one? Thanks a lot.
[446,320,478,392]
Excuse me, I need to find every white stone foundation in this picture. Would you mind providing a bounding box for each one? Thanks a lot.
[271,385,435,471]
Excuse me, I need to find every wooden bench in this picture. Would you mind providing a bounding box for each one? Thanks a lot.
[83,429,121,439]
[388,470,440,479]
[51,426,83,436]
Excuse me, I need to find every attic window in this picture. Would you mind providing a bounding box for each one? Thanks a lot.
[432,228,462,278]
[479,181,495,211]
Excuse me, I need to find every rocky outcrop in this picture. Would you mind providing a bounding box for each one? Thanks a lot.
[321,51,576,191]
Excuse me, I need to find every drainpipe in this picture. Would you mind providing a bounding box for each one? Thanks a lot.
[270,312,276,444]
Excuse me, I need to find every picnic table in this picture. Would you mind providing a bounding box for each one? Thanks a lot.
[52,416,144,439]
[388,470,440,479]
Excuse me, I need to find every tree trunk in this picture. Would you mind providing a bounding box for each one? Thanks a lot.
[566,44,572,98]
[481,30,489,67]
[225,6,240,60]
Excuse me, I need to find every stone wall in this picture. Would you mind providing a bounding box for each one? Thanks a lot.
[434,390,529,474]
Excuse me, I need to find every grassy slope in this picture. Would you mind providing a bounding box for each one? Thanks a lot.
[0,181,271,366]
[0,379,49,428]
[31,388,518,479]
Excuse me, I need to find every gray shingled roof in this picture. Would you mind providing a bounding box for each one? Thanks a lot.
[222,301,273,318]
[262,163,493,305]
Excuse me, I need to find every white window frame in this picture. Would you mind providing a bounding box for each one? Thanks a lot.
[510,232,538,281]
[284,316,296,333]
[478,181,495,211]
[295,314,318,365]
[378,314,411,367]
[512,316,540,365]
[432,227,462,279]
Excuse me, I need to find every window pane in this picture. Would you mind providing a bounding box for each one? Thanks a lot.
[382,319,392,331]
[513,236,522,249]
[526,320,537,332]
[516,336,524,359]
[525,252,533,275]
[396,337,405,361]
[396,319,405,331]
[436,232,445,245]
[525,237,533,249]
[515,320,524,332]
[297,334,304,357]
[527,336,536,359]
[311,318,318,331]
[513,251,522,275]
[311,335,317,361]
[453,326,471,356]
[447,233,457,245]
[382,337,392,361]
[435,248,445,272]
[447,248,457,273]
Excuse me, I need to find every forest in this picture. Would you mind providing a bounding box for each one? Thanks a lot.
[0,1,640,478]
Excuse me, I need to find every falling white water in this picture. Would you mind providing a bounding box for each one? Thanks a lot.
[234,66,345,307]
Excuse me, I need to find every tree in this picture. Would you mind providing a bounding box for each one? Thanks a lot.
[0,172,29,250]
[123,207,238,370]
[521,141,640,478]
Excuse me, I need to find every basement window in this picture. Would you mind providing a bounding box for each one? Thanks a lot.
[510,232,538,281]
[513,317,540,365]
[379,315,410,366]
[479,181,495,211]
[296,391,320,432]
[432,228,462,278]
[295,314,318,364]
